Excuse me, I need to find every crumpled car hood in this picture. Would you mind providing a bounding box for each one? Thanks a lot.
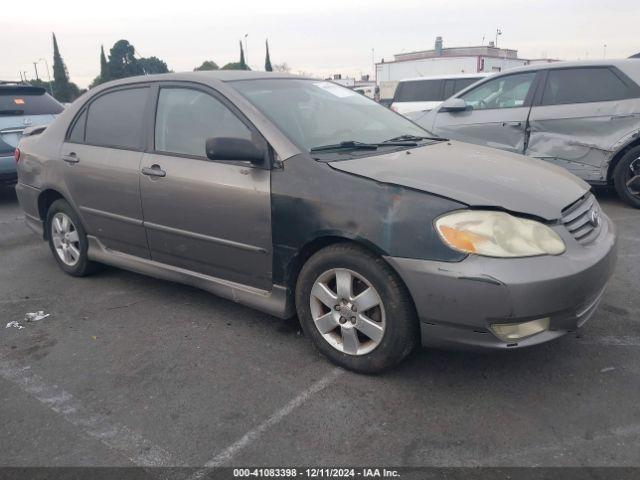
[329,141,590,221]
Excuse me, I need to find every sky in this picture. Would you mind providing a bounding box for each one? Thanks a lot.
[1,0,638,88]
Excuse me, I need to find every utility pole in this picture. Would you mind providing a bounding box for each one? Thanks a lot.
[495,28,502,47]
[33,62,40,80]
[603,44,607,59]
[371,48,375,78]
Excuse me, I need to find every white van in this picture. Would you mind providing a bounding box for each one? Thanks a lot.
[391,73,490,115]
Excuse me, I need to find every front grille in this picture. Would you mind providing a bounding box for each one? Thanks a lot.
[561,193,601,244]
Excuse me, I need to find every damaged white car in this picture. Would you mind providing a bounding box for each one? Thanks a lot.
[413,60,640,207]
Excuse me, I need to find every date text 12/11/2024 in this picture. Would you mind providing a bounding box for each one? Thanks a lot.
[232,468,401,478]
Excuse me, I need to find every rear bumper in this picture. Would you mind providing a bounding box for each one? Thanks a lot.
[15,182,44,237]
[385,214,617,350]
[0,154,17,184]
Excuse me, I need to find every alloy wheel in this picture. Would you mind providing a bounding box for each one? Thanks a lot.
[51,212,81,267]
[626,156,640,198]
[309,268,386,355]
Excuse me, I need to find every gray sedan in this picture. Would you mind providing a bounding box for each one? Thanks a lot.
[413,60,640,208]
[15,72,616,372]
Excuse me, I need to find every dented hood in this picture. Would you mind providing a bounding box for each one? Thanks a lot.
[330,141,590,221]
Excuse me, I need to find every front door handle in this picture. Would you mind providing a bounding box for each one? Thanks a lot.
[62,153,79,163]
[141,165,166,178]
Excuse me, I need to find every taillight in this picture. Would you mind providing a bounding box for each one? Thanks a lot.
[14,148,21,163]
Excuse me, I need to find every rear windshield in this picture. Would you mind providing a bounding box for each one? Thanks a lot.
[0,87,64,116]
[394,79,443,102]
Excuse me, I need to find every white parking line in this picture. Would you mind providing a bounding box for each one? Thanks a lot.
[189,367,344,478]
[0,358,177,467]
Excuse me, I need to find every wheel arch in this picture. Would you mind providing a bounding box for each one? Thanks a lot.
[37,189,68,239]
[607,135,640,183]
[285,234,417,318]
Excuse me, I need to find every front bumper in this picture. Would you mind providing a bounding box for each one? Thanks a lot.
[385,214,617,350]
[0,155,17,185]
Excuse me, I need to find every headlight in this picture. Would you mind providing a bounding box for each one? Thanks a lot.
[435,210,565,258]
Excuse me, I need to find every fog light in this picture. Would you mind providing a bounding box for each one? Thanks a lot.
[490,317,550,342]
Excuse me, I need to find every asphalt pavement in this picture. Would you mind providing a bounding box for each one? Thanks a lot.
[1,185,639,469]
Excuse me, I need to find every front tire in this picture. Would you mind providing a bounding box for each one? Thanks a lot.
[295,243,417,373]
[613,146,640,208]
[45,199,98,276]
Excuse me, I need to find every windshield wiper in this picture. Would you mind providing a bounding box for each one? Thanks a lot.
[381,134,447,143]
[310,141,379,152]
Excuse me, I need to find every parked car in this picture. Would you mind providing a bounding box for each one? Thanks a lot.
[391,73,490,116]
[353,85,377,99]
[0,82,63,185]
[413,60,640,208]
[15,72,616,372]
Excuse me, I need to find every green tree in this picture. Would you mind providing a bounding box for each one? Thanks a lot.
[265,39,273,72]
[51,33,76,102]
[139,56,169,74]
[99,45,110,82]
[221,62,251,71]
[222,42,250,70]
[108,39,141,79]
[194,60,219,71]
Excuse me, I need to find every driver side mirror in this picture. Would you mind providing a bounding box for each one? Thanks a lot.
[440,97,468,112]
[205,137,266,166]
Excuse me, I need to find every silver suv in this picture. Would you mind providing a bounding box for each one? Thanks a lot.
[15,72,617,372]
[1,82,63,184]
[413,60,640,208]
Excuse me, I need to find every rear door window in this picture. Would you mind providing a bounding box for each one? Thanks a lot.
[395,80,443,102]
[0,87,63,116]
[541,67,635,105]
[85,87,149,150]
[154,87,252,157]
[460,72,536,110]
[67,109,87,143]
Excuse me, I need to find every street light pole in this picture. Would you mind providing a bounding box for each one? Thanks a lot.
[37,58,53,95]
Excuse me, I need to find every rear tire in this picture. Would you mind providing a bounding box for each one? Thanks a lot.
[45,199,99,277]
[613,146,640,209]
[295,243,418,373]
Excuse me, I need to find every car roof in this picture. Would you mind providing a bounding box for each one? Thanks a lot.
[99,70,312,87]
[491,59,639,74]
[398,73,491,83]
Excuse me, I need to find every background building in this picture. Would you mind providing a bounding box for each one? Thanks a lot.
[376,36,558,83]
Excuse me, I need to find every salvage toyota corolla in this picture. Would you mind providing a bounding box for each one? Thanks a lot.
[15,72,617,372]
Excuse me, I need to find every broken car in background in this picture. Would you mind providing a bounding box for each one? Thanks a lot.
[413,60,640,207]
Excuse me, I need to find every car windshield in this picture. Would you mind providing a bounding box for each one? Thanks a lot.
[231,79,432,153]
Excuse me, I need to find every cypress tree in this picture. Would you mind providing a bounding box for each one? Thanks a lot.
[239,41,246,68]
[52,33,72,102]
[265,40,273,72]
[99,45,110,83]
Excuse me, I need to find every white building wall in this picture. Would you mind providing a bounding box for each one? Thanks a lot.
[481,56,528,72]
[375,56,529,84]
[376,57,478,83]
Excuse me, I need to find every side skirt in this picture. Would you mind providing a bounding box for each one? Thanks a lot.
[86,236,295,319]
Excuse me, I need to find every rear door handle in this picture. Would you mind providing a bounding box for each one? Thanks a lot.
[141,165,166,178]
[62,153,79,163]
